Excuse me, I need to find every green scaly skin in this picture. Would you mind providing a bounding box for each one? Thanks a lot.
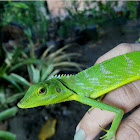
[17,51,140,140]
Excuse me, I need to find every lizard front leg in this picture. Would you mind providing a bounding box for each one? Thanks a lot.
[75,96,124,140]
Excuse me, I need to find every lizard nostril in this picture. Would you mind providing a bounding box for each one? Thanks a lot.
[56,87,61,93]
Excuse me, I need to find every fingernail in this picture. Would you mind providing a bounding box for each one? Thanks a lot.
[74,129,86,140]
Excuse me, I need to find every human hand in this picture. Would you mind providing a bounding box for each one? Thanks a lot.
[74,43,140,140]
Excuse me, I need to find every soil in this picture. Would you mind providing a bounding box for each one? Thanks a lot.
[9,19,140,140]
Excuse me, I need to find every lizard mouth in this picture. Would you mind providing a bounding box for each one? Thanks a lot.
[17,101,25,108]
[17,101,34,109]
[17,99,31,108]
[17,97,32,108]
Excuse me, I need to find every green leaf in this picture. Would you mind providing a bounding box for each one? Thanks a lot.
[47,44,71,59]
[7,92,25,104]
[0,130,16,140]
[29,65,40,83]
[0,92,6,105]
[5,51,13,67]
[27,65,33,83]
[2,74,22,92]
[0,87,7,107]
[41,64,54,81]
[54,62,83,71]
[33,68,40,83]
[41,46,55,59]
[24,28,32,39]
[47,69,60,80]
[0,106,18,121]
[54,53,80,63]
[10,59,41,72]
[10,2,29,9]
[9,73,31,87]
[0,63,7,77]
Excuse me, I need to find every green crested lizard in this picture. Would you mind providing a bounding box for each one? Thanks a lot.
[17,51,140,140]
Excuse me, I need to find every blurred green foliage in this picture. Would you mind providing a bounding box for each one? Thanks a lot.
[2,1,49,42]
[125,1,137,19]
[57,1,118,38]
[0,1,82,139]
[57,1,139,38]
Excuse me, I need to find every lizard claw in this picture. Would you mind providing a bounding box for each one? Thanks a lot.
[100,129,115,140]
[99,125,108,132]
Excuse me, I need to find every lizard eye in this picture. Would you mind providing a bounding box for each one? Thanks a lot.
[56,87,61,93]
[39,88,46,94]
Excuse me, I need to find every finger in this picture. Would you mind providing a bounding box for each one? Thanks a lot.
[116,107,140,140]
[75,43,140,140]
[95,43,140,64]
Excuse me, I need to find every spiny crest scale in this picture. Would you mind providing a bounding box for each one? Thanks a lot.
[48,73,73,80]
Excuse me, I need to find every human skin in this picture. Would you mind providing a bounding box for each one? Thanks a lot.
[74,43,140,140]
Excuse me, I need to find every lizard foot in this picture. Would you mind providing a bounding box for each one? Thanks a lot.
[88,106,95,113]
[99,126,115,140]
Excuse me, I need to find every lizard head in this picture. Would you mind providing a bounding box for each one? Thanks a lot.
[17,78,76,108]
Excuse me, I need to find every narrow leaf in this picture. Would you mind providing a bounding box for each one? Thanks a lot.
[54,62,83,71]
[47,44,71,59]
[31,65,40,83]
[0,88,6,105]
[41,64,54,81]
[0,131,16,140]
[9,73,31,87]
[11,2,29,9]
[41,46,55,59]
[47,69,60,80]
[2,74,22,91]
[0,107,18,121]
[7,92,25,104]
[27,65,33,83]
[10,59,41,72]
[54,53,80,63]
